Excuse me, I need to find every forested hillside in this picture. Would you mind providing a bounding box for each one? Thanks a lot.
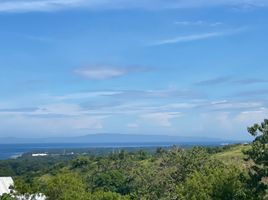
[1,120,268,200]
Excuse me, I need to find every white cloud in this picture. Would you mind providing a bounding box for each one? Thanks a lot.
[75,66,147,80]
[0,0,267,12]
[140,112,182,127]
[0,103,106,136]
[2,85,267,138]
[209,101,262,110]
[0,112,104,135]
[152,29,244,45]
[199,112,235,134]
[44,88,201,105]
[76,67,126,80]
[161,103,196,109]
[235,108,268,125]
[51,91,121,101]
[197,108,268,139]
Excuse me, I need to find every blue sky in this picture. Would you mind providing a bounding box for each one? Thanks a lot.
[0,0,268,139]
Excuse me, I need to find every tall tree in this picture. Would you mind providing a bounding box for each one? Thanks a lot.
[245,119,268,198]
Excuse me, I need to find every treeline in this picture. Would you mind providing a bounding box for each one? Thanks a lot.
[1,119,268,200]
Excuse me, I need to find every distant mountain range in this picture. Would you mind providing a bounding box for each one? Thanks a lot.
[0,133,241,145]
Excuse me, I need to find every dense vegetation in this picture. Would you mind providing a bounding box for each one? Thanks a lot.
[1,120,268,200]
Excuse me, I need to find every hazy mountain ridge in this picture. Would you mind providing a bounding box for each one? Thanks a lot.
[0,133,237,144]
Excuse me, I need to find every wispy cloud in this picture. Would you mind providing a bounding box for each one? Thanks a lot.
[52,91,122,101]
[235,108,268,125]
[0,107,38,113]
[1,89,267,138]
[208,100,263,111]
[0,0,85,12]
[195,76,232,86]
[0,0,267,13]
[233,78,268,85]
[47,89,203,103]
[235,89,268,97]
[108,89,203,100]
[196,76,268,86]
[75,65,149,80]
[0,102,107,136]
[175,20,222,26]
[152,29,243,45]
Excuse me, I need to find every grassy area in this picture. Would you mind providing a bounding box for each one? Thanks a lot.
[213,144,251,169]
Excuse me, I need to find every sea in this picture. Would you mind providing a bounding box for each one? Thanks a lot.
[0,141,234,160]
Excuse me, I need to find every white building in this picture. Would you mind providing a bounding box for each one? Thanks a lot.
[0,177,14,196]
[32,153,48,157]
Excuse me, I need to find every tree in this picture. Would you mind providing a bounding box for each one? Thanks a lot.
[13,177,39,196]
[90,170,127,194]
[245,119,268,198]
[0,194,15,200]
[90,191,130,200]
[176,165,251,200]
[41,170,90,200]
[71,157,91,169]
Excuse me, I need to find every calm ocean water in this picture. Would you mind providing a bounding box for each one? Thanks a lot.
[0,142,227,160]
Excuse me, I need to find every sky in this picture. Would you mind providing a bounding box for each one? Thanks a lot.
[0,0,268,140]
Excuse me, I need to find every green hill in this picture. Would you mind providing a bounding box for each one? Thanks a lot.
[213,144,251,169]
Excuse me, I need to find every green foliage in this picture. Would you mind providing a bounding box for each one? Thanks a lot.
[0,155,72,178]
[245,119,268,198]
[71,156,91,169]
[12,176,40,195]
[90,170,127,193]
[37,170,130,200]
[0,194,15,200]
[177,165,252,200]
[41,170,89,200]
[90,191,130,200]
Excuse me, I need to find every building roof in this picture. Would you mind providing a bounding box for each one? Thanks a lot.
[0,177,14,196]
